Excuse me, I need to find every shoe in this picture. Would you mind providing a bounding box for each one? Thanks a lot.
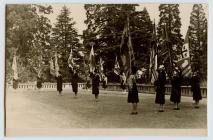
[194,106,199,109]
[158,110,164,112]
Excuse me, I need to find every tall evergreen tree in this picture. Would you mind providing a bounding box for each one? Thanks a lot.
[157,4,184,78]
[188,4,207,80]
[83,4,152,82]
[52,6,81,81]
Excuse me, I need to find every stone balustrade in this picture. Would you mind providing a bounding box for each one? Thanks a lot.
[6,82,207,97]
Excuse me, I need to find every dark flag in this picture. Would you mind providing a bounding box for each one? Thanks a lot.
[120,15,135,78]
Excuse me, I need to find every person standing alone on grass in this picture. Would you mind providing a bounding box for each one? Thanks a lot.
[56,71,63,96]
[170,70,182,110]
[70,68,79,98]
[127,66,139,115]
[90,69,100,102]
[154,65,166,112]
[190,71,202,108]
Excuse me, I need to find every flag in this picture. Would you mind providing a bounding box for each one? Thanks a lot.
[176,29,192,77]
[12,55,18,80]
[89,46,95,72]
[99,57,104,72]
[149,21,158,84]
[68,49,75,69]
[114,56,120,75]
[120,15,135,78]
[55,52,59,77]
[50,58,55,76]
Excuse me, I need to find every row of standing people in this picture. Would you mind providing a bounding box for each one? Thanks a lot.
[122,65,203,115]
[35,65,202,115]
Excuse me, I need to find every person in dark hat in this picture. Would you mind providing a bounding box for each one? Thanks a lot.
[90,69,100,102]
[127,66,139,115]
[170,70,182,110]
[69,67,79,98]
[56,71,63,96]
[154,65,166,112]
[190,71,202,108]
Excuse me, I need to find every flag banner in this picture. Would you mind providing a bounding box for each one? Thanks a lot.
[120,15,135,78]
[68,49,75,69]
[99,57,104,72]
[149,21,158,84]
[55,52,59,77]
[114,56,120,75]
[12,55,18,80]
[175,28,192,77]
[89,46,95,73]
[50,58,55,76]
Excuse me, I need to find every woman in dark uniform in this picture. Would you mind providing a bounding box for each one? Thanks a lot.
[37,75,43,90]
[127,66,139,115]
[56,71,63,96]
[170,70,182,110]
[154,65,166,112]
[13,78,18,89]
[71,68,79,98]
[90,69,100,102]
[191,71,202,108]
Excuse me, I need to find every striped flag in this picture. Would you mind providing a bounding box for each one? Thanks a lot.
[176,29,192,77]
[12,55,18,80]
[114,56,120,75]
[120,15,134,78]
[49,58,55,76]
[55,52,59,77]
[68,49,75,69]
[89,46,95,73]
[149,21,158,84]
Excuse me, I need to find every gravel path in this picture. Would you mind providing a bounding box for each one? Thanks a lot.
[5,89,207,136]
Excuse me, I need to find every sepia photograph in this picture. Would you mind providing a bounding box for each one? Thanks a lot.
[4,2,208,136]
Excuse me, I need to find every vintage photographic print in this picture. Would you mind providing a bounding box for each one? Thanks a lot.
[5,3,208,136]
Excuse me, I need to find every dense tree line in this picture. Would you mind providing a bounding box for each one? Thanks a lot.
[6,4,207,84]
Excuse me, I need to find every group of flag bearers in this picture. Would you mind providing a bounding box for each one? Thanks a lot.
[11,15,203,115]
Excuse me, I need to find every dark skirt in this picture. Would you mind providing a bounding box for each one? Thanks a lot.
[170,87,181,103]
[72,82,78,93]
[155,91,165,104]
[192,88,202,101]
[92,86,99,95]
[127,83,139,103]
